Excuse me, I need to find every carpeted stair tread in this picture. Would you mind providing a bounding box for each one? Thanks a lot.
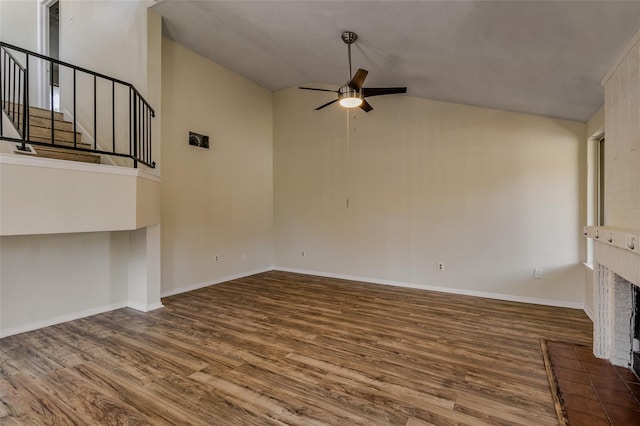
[29,124,83,144]
[16,145,101,164]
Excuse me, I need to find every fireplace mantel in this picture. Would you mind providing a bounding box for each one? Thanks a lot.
[584,226,639,254]
[585,226,640,286]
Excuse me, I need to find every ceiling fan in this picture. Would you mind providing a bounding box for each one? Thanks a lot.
[299,31,407,112]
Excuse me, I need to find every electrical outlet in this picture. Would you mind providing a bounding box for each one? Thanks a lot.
[437,262,444,271]
[301,250,305,257]
[215,254,220,262]
[534,268,543,279]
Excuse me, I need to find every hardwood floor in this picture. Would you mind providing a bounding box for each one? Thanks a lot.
[0,271,592,425]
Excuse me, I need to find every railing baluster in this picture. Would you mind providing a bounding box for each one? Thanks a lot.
[146,105,149,163]
[73,68,76,147]
[1,52,4,112]
[12,62,16,127]
[148,109,151,164]
[50,60,54,145]
[129,88,132,159]
[15,63,21,135]
[148,109,152,165]
[24,53,29,143]
[133,91,138,168]
[5,52,9,113]
[0,56,2,137]
[16,64,19,129]
[112,80,115,153]
[141,99,144,162]
[93,74,97,150]
[0,52,3,137]
[140,101,144,162]
[6,52,8,109]
[2,51,5,113]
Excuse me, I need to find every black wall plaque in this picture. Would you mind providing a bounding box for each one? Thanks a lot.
[189,131,209,149]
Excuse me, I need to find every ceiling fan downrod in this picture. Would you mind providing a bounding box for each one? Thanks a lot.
[341,31,358,80]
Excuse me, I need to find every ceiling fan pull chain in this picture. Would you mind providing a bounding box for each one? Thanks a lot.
[348,41,352,80]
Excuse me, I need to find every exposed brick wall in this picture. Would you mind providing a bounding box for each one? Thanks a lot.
[603,39,640,230]
[593,263,637,367]
[613,275,634,367]
[594,263,611,359]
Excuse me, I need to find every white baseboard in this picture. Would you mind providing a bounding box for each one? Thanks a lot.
[274,267,585,310]
[127,301,164,312]
[161,267,274,298]
[0,301,128,338]
[1,267,586,338]
[583,305,595,322]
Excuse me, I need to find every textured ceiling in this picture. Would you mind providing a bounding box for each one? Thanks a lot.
[151,0,640,122]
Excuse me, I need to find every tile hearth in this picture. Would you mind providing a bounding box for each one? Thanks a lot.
[547,340,640,425]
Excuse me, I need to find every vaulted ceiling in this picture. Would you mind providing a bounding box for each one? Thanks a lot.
[152,0,640,122]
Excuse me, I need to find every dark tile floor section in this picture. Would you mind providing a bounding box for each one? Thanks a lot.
[547,341,640,426]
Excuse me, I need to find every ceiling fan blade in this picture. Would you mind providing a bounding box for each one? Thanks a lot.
[349,69,368,91]
[359,99,373,113]
[362,87,407,98]
[315,98,339,110]
[299,87,339,93]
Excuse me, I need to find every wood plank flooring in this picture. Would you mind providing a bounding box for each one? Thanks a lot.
[0,270,592,425]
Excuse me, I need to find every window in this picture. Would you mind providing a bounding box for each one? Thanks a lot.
[586,133,604,266]
[597,136,605,226]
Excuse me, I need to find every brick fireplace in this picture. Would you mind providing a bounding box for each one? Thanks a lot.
[586,226,640,377]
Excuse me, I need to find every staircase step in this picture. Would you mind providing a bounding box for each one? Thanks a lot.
[6,103,104,165]
[16,145,101,164]
[29,125,83,144]
[29,136,92,149]
[28,115,74,132]
[29,106,64,121]
[3,103,64,121]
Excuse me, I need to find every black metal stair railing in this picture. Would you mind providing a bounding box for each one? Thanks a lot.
[0,41,155,168]
[1,46,28,140]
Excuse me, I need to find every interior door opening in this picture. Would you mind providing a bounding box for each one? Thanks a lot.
[49,0,60,111]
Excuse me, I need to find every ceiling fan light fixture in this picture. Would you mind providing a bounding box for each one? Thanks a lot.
[339,91,363,108]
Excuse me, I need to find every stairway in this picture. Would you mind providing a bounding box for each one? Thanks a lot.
[9,105,101,164]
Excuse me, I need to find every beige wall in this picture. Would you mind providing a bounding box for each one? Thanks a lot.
[59,0,148,90]
[603,37,640,230]
[275,89,586,305]
[160,38,273,296]
[0,0,45,109]
[0,0,38,50]
[0,231,130,336]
